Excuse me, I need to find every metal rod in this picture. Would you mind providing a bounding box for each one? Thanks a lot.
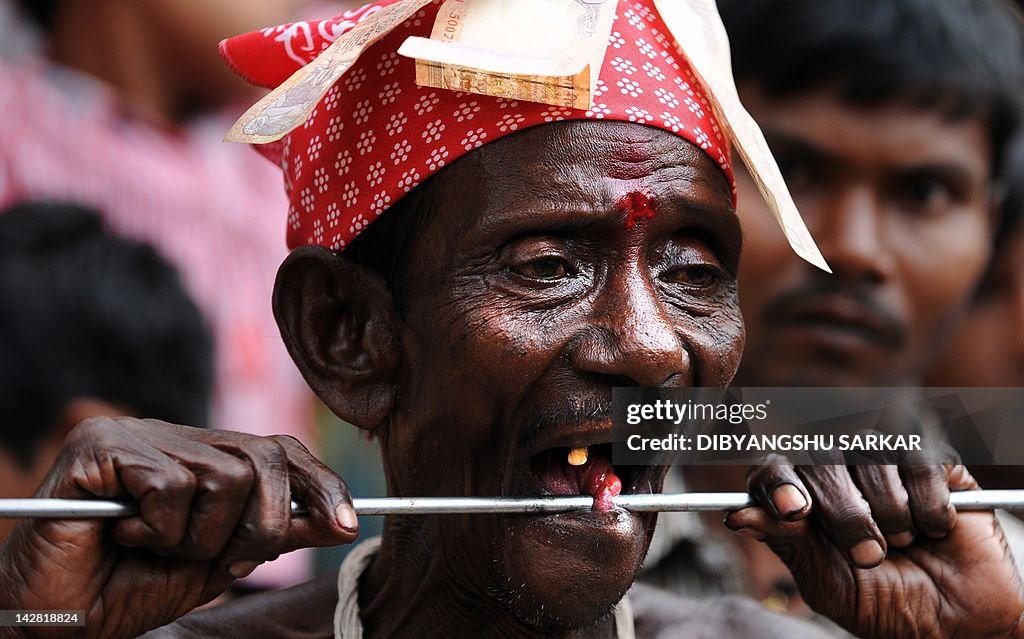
[2,490,1024,519]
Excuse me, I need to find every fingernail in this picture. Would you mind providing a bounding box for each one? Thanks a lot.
[887,531,915,548]
[850,540,885,567]
[336,504,359,532]
[228,560,260,579]
[733,527,767,541]
[772,484,807,518]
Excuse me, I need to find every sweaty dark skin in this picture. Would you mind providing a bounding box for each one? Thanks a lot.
[0,121,1022,639]
[288,120,746,637]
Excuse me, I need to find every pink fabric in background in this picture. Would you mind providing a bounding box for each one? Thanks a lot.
[0,56,313,588]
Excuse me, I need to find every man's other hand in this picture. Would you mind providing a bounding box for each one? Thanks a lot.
[0,418,358,639]
[730,457,1024,639]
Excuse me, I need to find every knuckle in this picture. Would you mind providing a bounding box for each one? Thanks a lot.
[918,502,954,526]
[316,463,349,491]
[250,437,289,467]
[67,416,119,444]
[310,482,349,510]
[337,476,353,499]
[141,461,195,495]
[902,464,943,484]
[269,434,310,456]
[826,501,875,532]
[874,494,911,519]
[234,520,288,557]
[747,461,795,487]
[154,469,197,497]
[810,447,846,465]
[219,458,255,489]
[871,499,912,529]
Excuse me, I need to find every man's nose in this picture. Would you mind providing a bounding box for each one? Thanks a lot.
[813,187,895,284]
[570,265,691,387]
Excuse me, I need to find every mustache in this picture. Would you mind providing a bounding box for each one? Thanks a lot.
[519,397,612,448]
[762,279,907,349]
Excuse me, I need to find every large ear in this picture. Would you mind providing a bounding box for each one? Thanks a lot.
[273,246,402,431]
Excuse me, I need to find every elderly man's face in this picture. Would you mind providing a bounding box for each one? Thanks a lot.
[734,87,994,386]
[381,121,741,630]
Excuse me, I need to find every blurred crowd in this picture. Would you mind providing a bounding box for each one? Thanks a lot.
[0,0,1021,629]
[0,0,368,587]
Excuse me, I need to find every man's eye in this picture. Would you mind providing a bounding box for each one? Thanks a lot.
[777,155,816,191]
[895,177,956,213]
[663,265,722,288]
[510,257,570,280]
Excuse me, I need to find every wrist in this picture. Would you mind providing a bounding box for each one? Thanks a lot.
[0,545,29,639]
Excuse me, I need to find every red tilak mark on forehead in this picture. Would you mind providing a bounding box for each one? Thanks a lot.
[619,191,658,229]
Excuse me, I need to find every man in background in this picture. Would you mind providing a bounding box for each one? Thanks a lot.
[644,0,1024,617]
[0,0,317,584]
[0,201,213,541]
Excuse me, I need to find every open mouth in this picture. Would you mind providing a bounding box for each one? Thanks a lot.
[529,443,654,512]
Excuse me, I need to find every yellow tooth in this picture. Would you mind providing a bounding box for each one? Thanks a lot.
[567,447,588,466]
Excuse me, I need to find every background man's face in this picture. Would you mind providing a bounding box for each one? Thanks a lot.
[734,87,994,386]
[380,121,742,631]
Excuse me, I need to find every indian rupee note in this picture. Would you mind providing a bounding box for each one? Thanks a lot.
[226,0,434,144]
[398,0,617,109]
[402,39,591,108]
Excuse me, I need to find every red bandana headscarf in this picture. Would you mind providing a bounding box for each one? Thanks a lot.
[221,0,733,250]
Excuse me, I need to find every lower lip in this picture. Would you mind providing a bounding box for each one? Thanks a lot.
[516,507,647,539]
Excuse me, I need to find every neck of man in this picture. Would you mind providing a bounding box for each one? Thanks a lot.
[46,2,181,125]
[357,518,620,639]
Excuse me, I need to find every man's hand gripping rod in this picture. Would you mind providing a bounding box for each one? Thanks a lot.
[2,491,1024,518]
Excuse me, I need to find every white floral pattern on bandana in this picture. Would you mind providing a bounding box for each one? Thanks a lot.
[221,0,733,250]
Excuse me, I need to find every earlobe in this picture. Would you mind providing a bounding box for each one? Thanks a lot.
[273,246,402,431]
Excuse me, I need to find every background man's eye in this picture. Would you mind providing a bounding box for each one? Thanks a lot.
[776,155,816,191]
[895,176,956,213]
[664,265,721,288]
[511,258,569,280]
[909,180,945,205]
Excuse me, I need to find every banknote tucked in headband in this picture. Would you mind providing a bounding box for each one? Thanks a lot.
[221,0,829,272]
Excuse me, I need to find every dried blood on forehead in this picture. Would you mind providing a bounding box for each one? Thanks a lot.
[619,190,658,229]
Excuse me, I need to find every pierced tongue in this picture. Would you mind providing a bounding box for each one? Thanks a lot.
[573,448,622,512]
[531,446,623,510]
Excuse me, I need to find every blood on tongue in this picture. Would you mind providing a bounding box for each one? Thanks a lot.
[531,448,623,511]
[576,454,622,512]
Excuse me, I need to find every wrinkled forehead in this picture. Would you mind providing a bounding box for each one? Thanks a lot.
[418,120,739,257]
[481,120,729,190]
[458,121,730,209]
